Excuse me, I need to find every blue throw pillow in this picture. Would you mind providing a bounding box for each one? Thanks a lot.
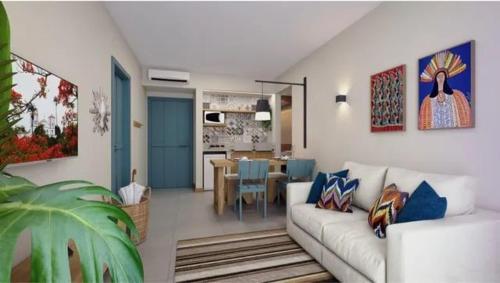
[306,170,349,204]
[396,181,447,223]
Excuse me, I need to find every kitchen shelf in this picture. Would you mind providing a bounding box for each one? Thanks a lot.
[203,108,255,114]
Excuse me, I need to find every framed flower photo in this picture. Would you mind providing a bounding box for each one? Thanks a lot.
[7,54,78,164]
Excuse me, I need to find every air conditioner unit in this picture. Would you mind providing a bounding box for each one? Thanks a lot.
[148,69,190,83]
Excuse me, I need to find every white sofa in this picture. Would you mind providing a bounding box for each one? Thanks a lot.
[286,161,500,283]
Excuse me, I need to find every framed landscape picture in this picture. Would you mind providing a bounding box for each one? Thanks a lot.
[370,64,406,132]
[418,41,474,130]
[5,54,78,164]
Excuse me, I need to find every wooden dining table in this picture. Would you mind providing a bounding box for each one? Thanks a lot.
[210,158,287,215]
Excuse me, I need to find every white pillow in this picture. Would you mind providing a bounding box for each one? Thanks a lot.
[342,161,388,211]
[384,167,475,216]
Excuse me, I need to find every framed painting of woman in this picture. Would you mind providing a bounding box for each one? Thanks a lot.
[418,41,475,130]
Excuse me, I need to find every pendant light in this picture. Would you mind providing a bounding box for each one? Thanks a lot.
[255,82,271,121]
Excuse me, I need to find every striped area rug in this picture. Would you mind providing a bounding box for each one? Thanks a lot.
[175,229,338,282]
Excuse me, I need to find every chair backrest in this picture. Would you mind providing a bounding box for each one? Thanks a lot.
[286,159,315,181]
[238,160,269,184]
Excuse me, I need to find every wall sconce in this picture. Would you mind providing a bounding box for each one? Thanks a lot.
[336,94,347,103]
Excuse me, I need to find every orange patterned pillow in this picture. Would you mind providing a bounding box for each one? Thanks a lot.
[368,183,408,238]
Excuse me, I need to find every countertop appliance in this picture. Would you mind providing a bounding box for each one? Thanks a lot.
[203,152,227,191]
[204,111,225,125]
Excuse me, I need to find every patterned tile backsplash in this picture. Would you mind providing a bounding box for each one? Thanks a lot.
[203,94,271,145]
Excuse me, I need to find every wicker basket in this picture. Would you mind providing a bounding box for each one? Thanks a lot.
[114,187,151,245]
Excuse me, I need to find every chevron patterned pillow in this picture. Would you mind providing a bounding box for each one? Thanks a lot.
[368,183,409,238]
[316,174,359,213]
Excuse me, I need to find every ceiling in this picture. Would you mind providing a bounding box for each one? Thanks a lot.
[105,2,379,79]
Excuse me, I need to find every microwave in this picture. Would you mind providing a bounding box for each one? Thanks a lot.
[204,111,225,125]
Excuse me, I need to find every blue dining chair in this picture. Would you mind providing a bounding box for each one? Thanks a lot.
[234,160,269,221]
[277,159,315,206]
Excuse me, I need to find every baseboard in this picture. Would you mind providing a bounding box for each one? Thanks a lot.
[194,187,204,192]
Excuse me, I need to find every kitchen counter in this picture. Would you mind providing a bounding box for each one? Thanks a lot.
[203,148,275,153]
[203,142,275,153]
[203,148,230,153]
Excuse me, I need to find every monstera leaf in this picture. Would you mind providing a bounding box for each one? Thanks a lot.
[0,2,11,123]
[0,2,17,170]
[0,174,144,282]
[0,172,36,202]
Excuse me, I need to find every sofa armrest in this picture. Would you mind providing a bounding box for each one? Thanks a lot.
[286,182,312,208]
[387,210,500,283]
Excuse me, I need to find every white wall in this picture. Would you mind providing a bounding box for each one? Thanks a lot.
[4,2,147,264]
[278,2,500,211]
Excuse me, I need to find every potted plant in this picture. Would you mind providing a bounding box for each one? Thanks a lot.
[0,3,143,282]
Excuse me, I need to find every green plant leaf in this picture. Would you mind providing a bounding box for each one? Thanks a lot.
[0,172,36,202]
[0,2,14,171]
[0,177,144,282]
[0,2,11,135]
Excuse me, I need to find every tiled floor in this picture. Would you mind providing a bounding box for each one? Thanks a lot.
[138,188,286,283]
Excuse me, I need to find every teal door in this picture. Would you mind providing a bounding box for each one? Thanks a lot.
[111,57,131,192]
[148,97,193,189]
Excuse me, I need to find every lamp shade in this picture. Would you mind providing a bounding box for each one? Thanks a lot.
[255,111,271,121]
[255,99,271,121]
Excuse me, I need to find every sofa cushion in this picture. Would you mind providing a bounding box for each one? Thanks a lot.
[291,203,368,241]
[306,170,349,204]
[343,161,388,211]
[396,181,447,223]
[323,220,386,283]
[368,183,409,238]
[384,167,475,216]
[316,175,359,212]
